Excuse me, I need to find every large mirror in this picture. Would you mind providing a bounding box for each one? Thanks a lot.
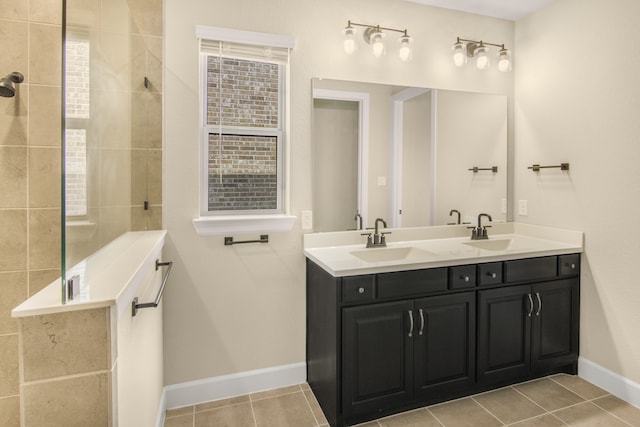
[312,78,507,232]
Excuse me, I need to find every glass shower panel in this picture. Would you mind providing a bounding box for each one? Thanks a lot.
[62,0,163,299]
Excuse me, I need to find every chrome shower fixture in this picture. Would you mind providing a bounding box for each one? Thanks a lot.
[0,72,24,98]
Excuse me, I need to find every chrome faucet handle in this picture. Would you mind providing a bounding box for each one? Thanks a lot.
[380,231,391,245]
[361,232,373,247]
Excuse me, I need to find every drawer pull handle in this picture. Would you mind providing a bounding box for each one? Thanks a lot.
[536,292,542,316]
[463,276,470,282]
[527,293,534,317]
[418,309,425,336]
[489,272,497,279]
[358,287,365,294]
[408,310,414,337]
[570,263,576,269]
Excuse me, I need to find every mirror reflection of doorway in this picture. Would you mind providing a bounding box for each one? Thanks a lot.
[313,99,359,232]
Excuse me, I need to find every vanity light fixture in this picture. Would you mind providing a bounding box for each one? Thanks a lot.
[343,20,413,61]
[452,37,512,72]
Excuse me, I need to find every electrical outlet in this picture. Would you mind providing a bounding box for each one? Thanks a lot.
[301,210,313,230]
[501,198,507,214]
[518,200,528,216]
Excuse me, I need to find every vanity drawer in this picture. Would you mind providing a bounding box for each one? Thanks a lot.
[478,262,503,286]
[377,268,447,299]
[449,265,476,289]
[504,256,557,283]
[342,275,376,303]
[558,254,580,276]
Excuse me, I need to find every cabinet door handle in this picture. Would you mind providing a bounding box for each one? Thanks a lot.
[418,309,425,336]
[527,293,534,317]
[408,310,414,337]
[536,292,542,316]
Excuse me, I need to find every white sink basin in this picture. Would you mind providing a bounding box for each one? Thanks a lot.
[463,239,513,251]
[351,247,431,263]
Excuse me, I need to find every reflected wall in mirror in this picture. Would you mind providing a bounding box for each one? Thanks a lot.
[63,0,164,277]
[312,78,507,232]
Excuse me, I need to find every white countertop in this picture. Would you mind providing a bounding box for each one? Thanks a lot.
[12,230,167,318]
[303,223,583,277]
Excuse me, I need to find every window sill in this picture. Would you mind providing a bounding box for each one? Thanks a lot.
[192,214,297,236]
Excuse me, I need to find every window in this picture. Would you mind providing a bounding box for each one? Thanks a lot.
[194,26,296,235]
[64,35,90,218]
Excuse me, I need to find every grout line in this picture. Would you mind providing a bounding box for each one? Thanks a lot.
[300,386,321,426]
[510,384,553,413]
[426,407,445,427]
[249,396,258,427]
[470,396,507,425]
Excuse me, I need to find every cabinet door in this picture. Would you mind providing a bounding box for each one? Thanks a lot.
[478,285,532,385]
[531,278,579,372]
[413,292,476,399]
[342,301,413,417]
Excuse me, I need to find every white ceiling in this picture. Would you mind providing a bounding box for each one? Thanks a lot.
[405,0,556,20]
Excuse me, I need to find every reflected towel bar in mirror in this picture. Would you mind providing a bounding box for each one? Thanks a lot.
[528,163,570,172]
[468,166,498,173]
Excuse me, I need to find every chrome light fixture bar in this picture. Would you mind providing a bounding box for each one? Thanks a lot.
[452,37,512,72]
[343,20,413,62]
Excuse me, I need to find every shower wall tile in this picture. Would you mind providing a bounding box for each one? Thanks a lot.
[0,84,28,146]
[28,268,60,296]
[0,20,28,84]
[97,89,131,147]
[0,146,27,208]
[29,23,61,86]
[0,334,19,397]
[66,0,100,29]
[0,271,27,335]
[28,208,61,270]
[100,206,131,246]
[131,148,147,205]
[22,372,110,427]
[101,0,129,34]
[0,395,20,427]
[131,35,163,93]
[147,204,162,230]
[131,91,163,149]
[29,147,61,208]
[101,149,131,206]
[148,149,162,204]
[129,0,163,37]
[22,308,109,381]
[0,209,27,271]
[28,85,61,147]
[0,0,28,21]
[98,32,131,90]
[29,0,62,25]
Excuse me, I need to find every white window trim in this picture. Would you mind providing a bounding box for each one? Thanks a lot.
[193,25,296,236]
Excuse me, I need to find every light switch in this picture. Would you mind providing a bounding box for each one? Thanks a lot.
[518,200,528,216]
[301,210,313,230]
[378,176,387,186]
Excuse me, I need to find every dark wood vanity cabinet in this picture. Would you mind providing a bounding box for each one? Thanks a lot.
[307,253,580,427]
[342,292,475,419]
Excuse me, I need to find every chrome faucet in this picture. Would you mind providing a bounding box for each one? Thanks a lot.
[469,213,492,240]
[354,213,363,230]
[362,218,390,248]
[448,209,461,225]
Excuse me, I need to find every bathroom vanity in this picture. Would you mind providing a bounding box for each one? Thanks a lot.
[304,223,582,427]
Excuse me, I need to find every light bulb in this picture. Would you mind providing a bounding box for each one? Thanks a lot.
[497,48,512,72]
[398,35,412,62]
[343,26,357,55]
[370,30,385,57]
[452,42,465,67]
[475,45,489,70]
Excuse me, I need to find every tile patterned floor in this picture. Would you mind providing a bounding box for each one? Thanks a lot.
[164,374,640,427]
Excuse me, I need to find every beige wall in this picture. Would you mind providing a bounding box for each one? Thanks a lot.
[514,0,640,383]
[163,0,514,385]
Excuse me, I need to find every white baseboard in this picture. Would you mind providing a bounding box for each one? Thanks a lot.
[161,362,306,414]
[579,356,640,408]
